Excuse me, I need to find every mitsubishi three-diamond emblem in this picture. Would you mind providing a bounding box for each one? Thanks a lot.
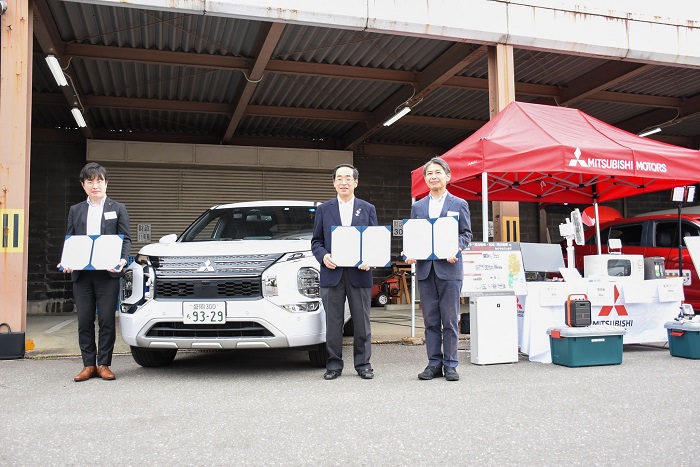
[568,147,588,167]
[197,259,216,272]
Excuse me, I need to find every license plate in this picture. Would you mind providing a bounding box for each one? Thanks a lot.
[183,302,226,324]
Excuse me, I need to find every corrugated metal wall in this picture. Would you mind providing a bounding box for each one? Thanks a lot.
[106,166,336,253]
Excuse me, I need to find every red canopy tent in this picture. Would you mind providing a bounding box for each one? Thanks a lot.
[411,102,700,245]
[412,101,700,203]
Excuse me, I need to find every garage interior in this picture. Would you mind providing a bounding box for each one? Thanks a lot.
[17,1,700,313]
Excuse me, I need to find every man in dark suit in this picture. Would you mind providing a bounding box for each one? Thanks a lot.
[59,162,131,382]
[312,164,378,380]
[406,157,472,381]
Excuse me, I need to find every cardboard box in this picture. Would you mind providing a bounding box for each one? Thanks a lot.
[547,326,625,367]
[664,320,700,359]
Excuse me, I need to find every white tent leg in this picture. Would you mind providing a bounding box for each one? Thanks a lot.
[595,201,602,255]
[482,171,488,241]
[411,263,416,338]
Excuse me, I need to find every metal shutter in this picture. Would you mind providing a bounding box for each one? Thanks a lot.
[105,166,335,253]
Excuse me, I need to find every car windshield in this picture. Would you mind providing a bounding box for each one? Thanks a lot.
[180,205,317,242]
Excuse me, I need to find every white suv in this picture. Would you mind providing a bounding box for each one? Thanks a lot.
[120,200,340,367]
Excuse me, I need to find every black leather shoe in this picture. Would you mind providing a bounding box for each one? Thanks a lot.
[324,369,342,380]
[444,366,460,381]
[418,365,443,380]
[357,368,374,379]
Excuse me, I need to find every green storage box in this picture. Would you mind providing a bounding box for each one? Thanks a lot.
[547,325,626,367]
[664,320,700,359]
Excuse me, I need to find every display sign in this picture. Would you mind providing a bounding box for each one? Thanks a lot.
[537,283,570,306]
[658,277,684,302]
[585,283,615,306]
[137,223,152,243]
[392,219,403,236]
[462,242,527,296]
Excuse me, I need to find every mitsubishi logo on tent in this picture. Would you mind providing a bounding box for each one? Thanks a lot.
[568,147,588,168]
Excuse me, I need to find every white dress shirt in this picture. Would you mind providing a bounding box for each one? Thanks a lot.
[428,191,447,218]
[338,196,355,227]
[86,197,105,235]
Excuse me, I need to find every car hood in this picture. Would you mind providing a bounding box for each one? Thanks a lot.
[139,239,312,256]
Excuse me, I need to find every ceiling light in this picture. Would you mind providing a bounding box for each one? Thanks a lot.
[71,108,87,128]
[45,55,68,86]
[383,106,411,127]
[638,127,661,137]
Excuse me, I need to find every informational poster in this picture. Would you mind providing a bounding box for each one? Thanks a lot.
[331,225,391,267]
[462,242,527,296]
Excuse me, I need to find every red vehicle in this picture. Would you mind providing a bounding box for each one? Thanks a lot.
[571,213,700,311]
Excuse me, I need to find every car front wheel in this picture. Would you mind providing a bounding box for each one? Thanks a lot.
[130,346,178,367]
[308,343,328,368]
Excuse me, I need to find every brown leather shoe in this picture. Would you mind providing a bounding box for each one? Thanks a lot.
[74,366,97,382]
[96,365,116,381]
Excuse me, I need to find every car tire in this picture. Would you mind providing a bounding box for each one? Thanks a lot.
[343,318,354,336]
[130,346,178,367]
[374,292,389,307]
[308,343,328,368]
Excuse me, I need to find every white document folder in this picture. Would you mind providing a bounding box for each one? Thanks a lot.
[331,226,391,267]
[403,217,458,260]
[60,234,123,270]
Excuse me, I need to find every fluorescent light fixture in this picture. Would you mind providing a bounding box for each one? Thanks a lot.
[383,106,411,127]
[638,127,661,137]
[45,55,68,86]
[71,108,87,128]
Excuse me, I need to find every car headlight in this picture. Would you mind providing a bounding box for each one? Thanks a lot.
[122,269,134,299]
[298,267,320,298]
[120,262,152,313]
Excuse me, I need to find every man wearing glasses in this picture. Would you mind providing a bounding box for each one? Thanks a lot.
[312,164,377,380]
[59,163,131,382]
[405,157,472,381]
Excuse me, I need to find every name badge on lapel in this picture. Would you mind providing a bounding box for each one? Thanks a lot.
[104,211,117,220]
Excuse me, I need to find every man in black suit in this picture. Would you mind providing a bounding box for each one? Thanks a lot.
[311,164,377,380]
[59,162,131,382]
[406,157,472,381]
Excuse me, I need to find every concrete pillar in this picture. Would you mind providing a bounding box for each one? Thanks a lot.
[487,44,520,242]
[0,0,33,331]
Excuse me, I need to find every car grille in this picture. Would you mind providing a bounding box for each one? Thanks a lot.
[152,254,282,277]
[146,321,274,339]
[155,278,262,298]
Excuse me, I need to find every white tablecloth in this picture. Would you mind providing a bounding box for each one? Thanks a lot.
[518,278,683,363]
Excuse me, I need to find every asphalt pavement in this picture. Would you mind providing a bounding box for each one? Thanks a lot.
[2,308,699,465]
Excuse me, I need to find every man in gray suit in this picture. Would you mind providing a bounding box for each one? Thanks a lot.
[406,157,472,381]
[59,163,131,382]
[312,164,377,380]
